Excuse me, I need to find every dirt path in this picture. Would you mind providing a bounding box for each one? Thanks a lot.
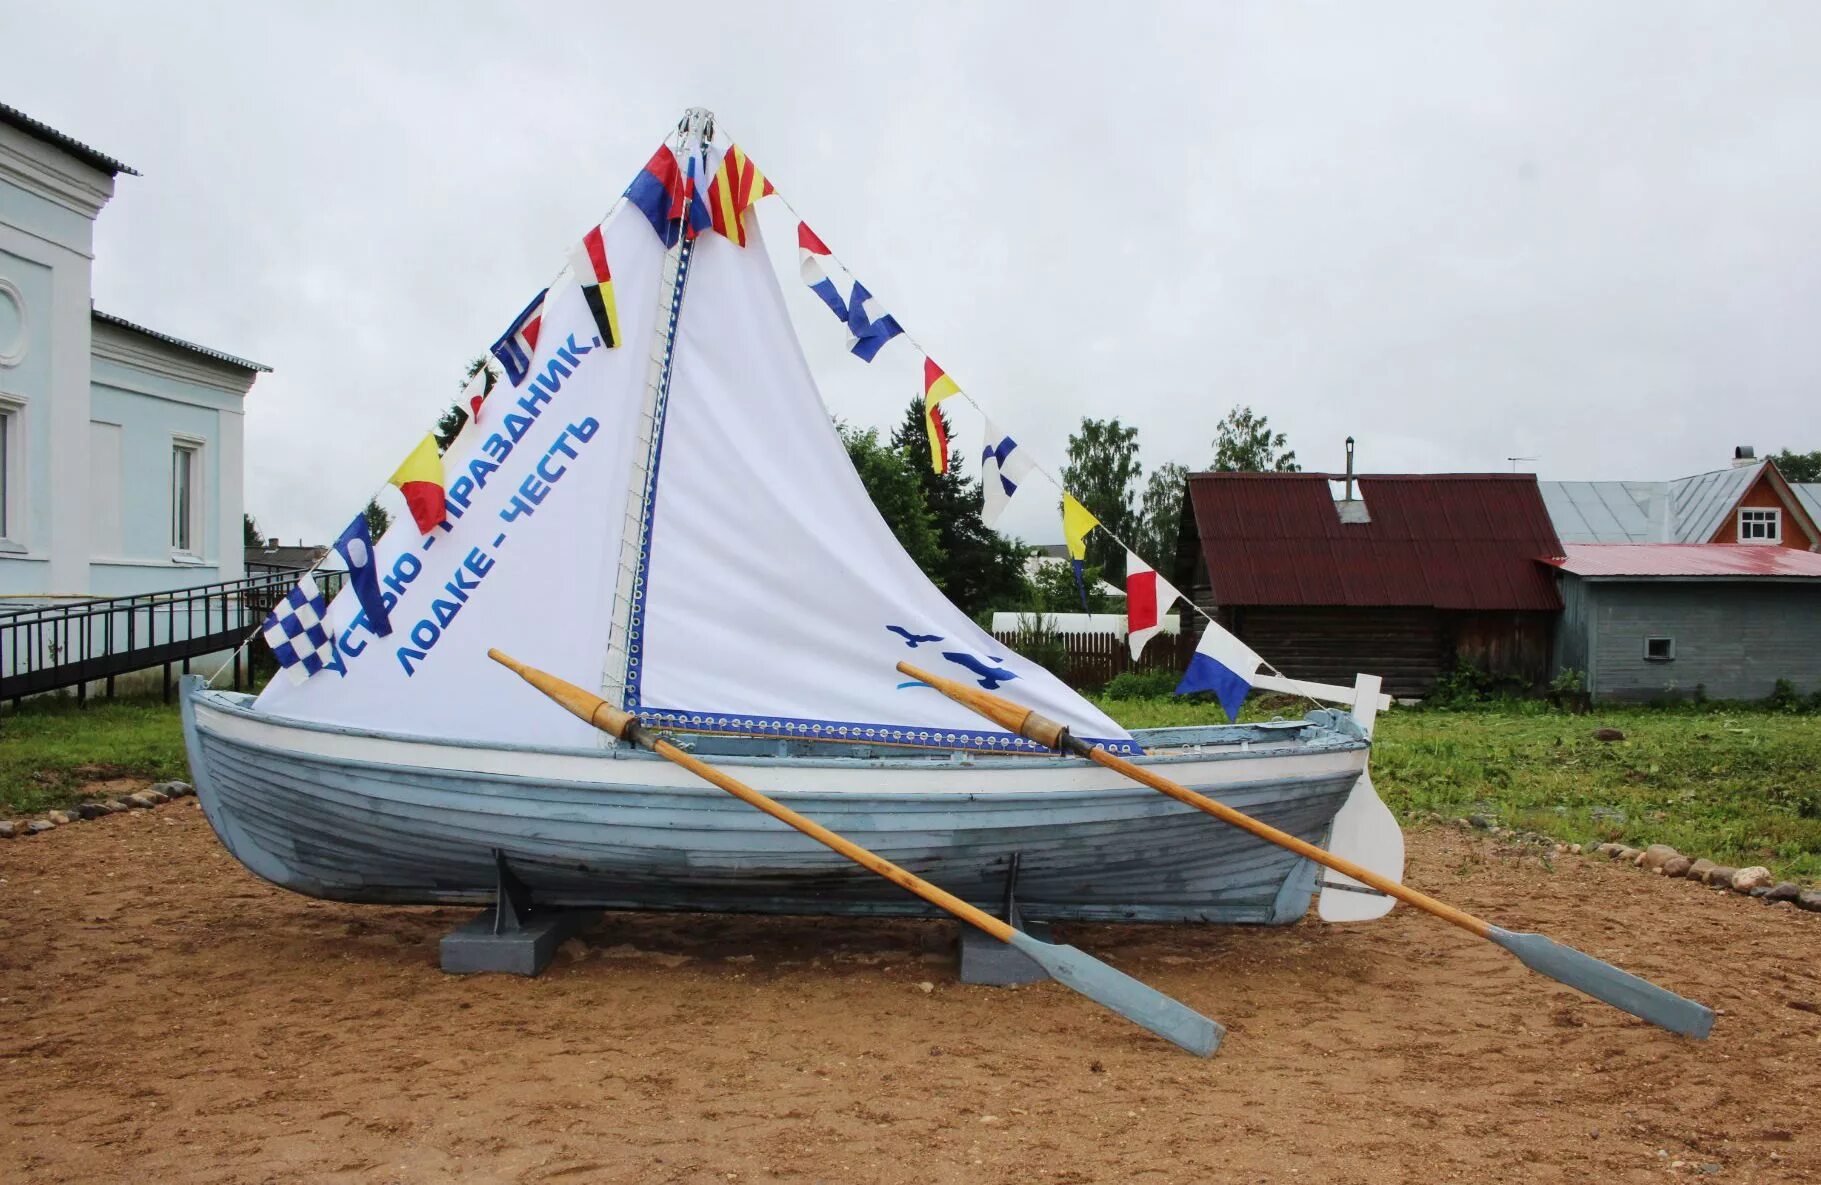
[2,801,1817,1184]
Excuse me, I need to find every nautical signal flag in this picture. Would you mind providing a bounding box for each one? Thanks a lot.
[261,573,341,685]
[706,144,775,248]
[798,223,848,321]
[1061,494,1100,611]
[335,513,391,638]
[1176,621,1264,723]
[922,359,961,473]
[845,281,903,362]
[569,224,623,349]
[491,289,546,388]
[627,144,712,247]
[388,434,446,535]
[1124,550,1184,661]
[461,367,488,424]
[979,419,1033,527]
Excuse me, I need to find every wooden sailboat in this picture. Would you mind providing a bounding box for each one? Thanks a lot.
[181,109,1402,929]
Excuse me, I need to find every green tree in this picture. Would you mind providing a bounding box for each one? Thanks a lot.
[1060,417,1141,578]
[363,497,391,540]
[1211,405,1299,473]
[1771,448,1821,483]
[1023,557,1118,614]
[886,399,1031,617]
[242,512,264,548]
[1134,461,1188,577]
[837,420,945,583]
[433,357,493,452]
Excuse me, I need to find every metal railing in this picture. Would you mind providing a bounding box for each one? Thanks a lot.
[1,569,346,706]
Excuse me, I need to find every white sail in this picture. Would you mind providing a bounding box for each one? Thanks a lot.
[622,217,1135,752]
[252,202,665,749]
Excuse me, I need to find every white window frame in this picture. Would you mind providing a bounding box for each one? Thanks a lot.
[170,434,206,563]
[0,393,24,554]
[1737,507,1781,545]
[1644,636,1675,662]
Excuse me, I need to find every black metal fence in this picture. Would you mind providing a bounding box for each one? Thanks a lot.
[1,569,346,707]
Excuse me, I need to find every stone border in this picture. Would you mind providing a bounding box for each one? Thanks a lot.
[0,781,194,839]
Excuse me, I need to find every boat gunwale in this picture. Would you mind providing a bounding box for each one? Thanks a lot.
[187,682,1369,783]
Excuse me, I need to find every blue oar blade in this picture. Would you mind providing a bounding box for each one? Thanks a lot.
[1007,930,1224,1057]
[1489,927,1715,1039]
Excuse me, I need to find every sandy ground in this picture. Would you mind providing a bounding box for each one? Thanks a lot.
[2,800,1818,1185]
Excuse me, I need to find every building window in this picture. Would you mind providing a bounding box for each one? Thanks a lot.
[0,396,21,551]
[1644,636,1674,662]
[1738,507,1781,544]
[171,439,203,559]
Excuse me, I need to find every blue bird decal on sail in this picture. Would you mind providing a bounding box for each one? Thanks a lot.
[941,652,1018,690]
[886,625,944,648]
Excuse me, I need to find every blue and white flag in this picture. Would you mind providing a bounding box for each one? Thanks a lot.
[979,418,1034,527]
[797,222,849,321]
[261,574,342,685]
[844,281,903,362]
[1175,621,1263,722]
[490,289,547,387]
[334,514,391,638]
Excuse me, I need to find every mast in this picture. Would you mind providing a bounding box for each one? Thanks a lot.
[596,107,714,732]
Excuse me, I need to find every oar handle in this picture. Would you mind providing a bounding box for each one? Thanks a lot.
[492,650,1015,943]
[898,661,1493,941]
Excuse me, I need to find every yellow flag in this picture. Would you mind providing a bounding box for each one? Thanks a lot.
[1062,493,1099,560]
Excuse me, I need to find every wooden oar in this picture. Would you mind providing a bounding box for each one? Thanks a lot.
[488,649,1223,1057]
[899,661,1716,1040]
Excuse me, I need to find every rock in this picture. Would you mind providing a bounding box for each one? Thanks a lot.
[126,792,157,809]
[1617,847,1644,864]
[76,803,108,820]
[104,800,128,814]
[26,820,55,834]
[1661,856,1693,878]
[1702,865,1737,888]
[1596,843,1623,858]
[1796,890,1821,914]
[1468,813,1496,830]
[1765,882,1801,903]
[917,981,935,994]
[1731,866,1773,893]
[1593,728,1625,742]
[46,810,73,825]
[556,938,590,963]
[1687,858,1717,882]
[142,789,170,805]
[1749,885,1772,898]
[170,781,194,796]
[0,821,16,839]
[1568,844,1583,855]
[1632,850,1650,866]
[1640,844,1681,872]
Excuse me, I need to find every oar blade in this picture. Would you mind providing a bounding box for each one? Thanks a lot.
[1007,930,1224,1057]
[1489,927,1715,1039]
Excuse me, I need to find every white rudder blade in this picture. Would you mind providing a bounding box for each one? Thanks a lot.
[1318,674,1405,922]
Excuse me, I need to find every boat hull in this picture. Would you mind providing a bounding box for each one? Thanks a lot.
[181,678,1373,925]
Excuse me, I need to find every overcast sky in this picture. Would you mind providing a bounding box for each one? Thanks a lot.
[4,1,1818,547]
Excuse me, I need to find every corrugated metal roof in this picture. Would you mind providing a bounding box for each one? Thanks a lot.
[1545,543,1821,579]
[0,102,138,176]
[1537,480,1668,543]
[92,310,271,373]
[1669,463,1759,542]
[1797,483,1821,526]
[1184,472,1564,610]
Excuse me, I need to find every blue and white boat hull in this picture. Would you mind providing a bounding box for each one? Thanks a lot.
[182,678,1374,925]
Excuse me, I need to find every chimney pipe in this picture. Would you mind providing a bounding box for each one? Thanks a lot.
[1344,436,1356,501]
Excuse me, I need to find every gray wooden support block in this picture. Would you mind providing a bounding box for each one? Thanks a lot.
[439,906,595,976]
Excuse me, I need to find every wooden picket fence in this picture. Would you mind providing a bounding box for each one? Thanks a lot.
[987,627,1196,691]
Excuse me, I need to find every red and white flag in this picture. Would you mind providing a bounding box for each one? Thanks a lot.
[462,367,488,422]
[1125,550,1184,660]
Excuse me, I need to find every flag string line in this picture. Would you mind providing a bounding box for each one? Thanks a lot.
[725,132,1293,687]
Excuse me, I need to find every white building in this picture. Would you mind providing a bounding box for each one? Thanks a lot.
[0,102,267,608]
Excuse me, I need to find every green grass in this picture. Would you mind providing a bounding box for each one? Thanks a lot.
[0,695,190,817]
[1092,694,1821,885]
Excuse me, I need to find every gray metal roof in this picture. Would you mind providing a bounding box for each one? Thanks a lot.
[1668,463,1759,543]
[1539,463,1767,544]
[1536,481,1668,543]
[92,310,271,373]
[1796,483,1821,527]
[0,102,138,176]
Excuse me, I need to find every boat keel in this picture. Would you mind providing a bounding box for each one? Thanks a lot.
[957,852,1053,987]
[439,851,598,977]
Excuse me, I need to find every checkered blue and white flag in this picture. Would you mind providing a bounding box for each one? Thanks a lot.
[261,573,342,685]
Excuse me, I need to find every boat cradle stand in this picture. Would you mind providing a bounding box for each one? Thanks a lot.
[440,851,598,976]
[957,852,1053,988]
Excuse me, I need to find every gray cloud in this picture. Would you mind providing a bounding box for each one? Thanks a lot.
[4,0,1817,548]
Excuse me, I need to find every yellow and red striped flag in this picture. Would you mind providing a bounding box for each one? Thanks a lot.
[388,434,446,534]
[922,358,961,473]
[707,144,776,248]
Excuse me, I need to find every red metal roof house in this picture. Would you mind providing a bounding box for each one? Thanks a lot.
[1177,472,1565,697]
